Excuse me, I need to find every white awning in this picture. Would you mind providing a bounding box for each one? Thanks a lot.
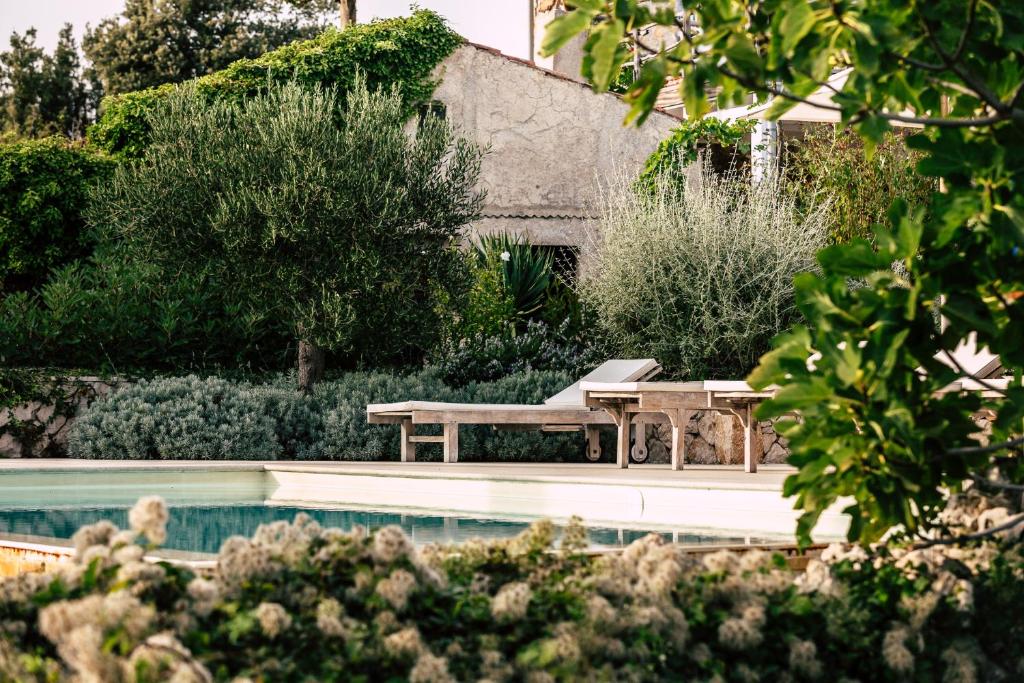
[706,69,920,127]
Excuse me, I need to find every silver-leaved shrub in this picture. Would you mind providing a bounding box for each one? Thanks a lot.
[66,375,282,460]
[67,370,582,462]
[582,165,829,379]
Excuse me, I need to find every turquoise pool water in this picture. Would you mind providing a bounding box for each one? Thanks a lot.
[0,503,779,554]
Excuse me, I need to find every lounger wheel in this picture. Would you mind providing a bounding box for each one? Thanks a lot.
[585,426,602,462]
[630,422,649,463]
[630,441,649,464]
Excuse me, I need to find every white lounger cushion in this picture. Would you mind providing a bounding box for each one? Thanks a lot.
[579,380,759,393]
[936,333,1003,379]
[367,401,581,414]
[367,358,659,415]
[543,358,660,406]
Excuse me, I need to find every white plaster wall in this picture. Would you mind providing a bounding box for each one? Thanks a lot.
[432,45,679,246]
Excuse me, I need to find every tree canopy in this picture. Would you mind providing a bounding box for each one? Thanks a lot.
[89,79,485,388]
[545,0,1024,545]
[83,0,334,96]
[0,26,92,138]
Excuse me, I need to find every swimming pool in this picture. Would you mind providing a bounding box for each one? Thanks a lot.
[0,502,783,555]
[0,462,842,554]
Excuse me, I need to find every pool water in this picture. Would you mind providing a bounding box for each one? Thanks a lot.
[0,503,781,555]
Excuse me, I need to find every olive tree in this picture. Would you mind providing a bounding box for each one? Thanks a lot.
[91,80,485,390]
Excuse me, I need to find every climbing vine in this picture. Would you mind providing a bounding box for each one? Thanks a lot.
[637,117,756,192]
[87,10,464,157]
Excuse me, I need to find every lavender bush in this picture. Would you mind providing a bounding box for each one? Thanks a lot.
[67,370,584,463]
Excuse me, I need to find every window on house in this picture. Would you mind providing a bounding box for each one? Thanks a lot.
[549,245,580,285]
[418,100,446,122]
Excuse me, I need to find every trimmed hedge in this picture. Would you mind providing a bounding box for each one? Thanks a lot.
[0,137,113,292]
[87,10,463,157]
[67,370,589,462]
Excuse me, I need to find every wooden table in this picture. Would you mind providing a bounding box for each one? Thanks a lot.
[581,381,777,473]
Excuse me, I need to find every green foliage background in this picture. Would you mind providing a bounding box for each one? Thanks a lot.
[0,136,112,292]
[637,117,756,193]
[785,126,936,244]
[87,9,463,157]
[82,0,334,97]
[0,247,293,372]
[90,79,484,371]
[0,26,93,138]
[0,12,472,377]
[547,0,1024,544]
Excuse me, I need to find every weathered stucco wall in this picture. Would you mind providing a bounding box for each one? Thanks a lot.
[432,44,679,246]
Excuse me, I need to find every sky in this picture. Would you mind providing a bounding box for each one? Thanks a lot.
[0,0,531,58]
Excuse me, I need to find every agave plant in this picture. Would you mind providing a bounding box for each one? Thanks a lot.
[473,233,553,323]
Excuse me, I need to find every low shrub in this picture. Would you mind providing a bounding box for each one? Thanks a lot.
[0,136,113,292]
[67,370,585,462]
[66,376,282,460]
[1,494,1020,681]
[582,166,828,379]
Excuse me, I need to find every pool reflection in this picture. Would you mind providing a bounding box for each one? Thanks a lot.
[0,504,778,554]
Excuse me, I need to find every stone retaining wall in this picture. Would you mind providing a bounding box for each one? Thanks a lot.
[0,377,119,458]
[641,411,790,465]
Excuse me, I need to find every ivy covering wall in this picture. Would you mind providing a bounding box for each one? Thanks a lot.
[636,118,756,193]
[86,9,464,157]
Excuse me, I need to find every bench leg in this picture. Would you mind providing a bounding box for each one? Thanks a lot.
[737,405,758,473]
[400,419,416,463]
[631,419,648,463]
[585,426,602,462]
[668,409,693,471]
[616,417,630,469]
[443,422,459,463]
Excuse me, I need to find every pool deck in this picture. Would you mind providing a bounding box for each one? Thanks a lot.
[0,460,848,540]
[0,459,791,486]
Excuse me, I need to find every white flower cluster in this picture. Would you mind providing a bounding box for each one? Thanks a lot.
[130,495,170,545]
[491,581,532,622]
[255,602,291,639]
[377,568,417,611]
[0,495,1021,682]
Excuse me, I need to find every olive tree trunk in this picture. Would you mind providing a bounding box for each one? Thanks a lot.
[298,340,326,393]
[340,0,356,27]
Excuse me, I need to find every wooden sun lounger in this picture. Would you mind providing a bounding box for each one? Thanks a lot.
[366,359,661,463]
[582,368,1012,473]
[581,380,778,473]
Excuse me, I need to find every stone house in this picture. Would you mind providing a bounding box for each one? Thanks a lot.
[428,42,679,250]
